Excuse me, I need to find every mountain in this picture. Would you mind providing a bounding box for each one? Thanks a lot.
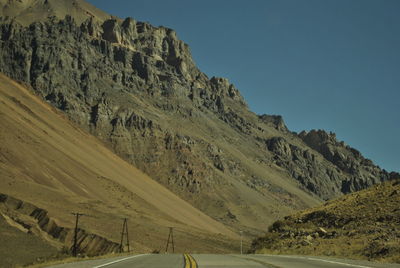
[0,0,398,250]
[250,178,400,263]
[0,73,238,266]
[0,0,111,26]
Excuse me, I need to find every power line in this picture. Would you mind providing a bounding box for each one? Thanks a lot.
[71,212,85,257]
[119,218,130,253]
[165,227,175,253]
[240,230,243,255]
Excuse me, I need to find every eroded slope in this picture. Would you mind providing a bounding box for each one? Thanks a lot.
[0,74,238,260]
[0,0,397,238]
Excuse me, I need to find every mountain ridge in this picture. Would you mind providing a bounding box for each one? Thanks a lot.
[0,72,239,265]
[0,0,397,243]
[0,0,112,25]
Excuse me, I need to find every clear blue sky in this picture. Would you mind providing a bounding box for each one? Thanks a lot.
[87,0,399,173]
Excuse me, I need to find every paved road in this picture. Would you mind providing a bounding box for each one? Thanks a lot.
[49,254,183,268]
[231,254,400,268]
[48,254,400,268]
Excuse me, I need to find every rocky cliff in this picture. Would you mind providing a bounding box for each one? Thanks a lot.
[0,0,397,234]
[298,130,398,193]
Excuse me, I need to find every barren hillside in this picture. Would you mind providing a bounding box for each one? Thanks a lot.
[0,74,240,266]
[251,179,400,263]
[0,0,398,262]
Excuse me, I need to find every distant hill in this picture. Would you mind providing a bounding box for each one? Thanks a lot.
[0,0,398,256]
[251,178,400,263]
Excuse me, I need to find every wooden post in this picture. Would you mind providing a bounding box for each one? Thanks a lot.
[71,213,84,257]
[119,218,130,253]
[165,227,175,253]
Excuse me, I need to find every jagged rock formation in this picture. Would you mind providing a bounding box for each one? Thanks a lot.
[0,0,397,235]
[0,194,120,255]
[264,130,396,200]
[0,71,239,263]
[298,130,398,193]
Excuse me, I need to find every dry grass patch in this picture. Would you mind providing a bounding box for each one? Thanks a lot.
[251,179,400,263]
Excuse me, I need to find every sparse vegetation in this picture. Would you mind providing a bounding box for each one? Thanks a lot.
[251,179,400,263]
[0,0,399,267]
[0,215,59,268]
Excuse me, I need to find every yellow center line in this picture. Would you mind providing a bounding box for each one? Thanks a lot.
[183,253,198,268]
[189,254,198,268]
[184,253,191,268]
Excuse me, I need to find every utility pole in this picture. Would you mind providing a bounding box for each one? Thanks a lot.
[71,213,85,257]
[165,227,175,253]
[240,230,243,255]
[119,218,130,253]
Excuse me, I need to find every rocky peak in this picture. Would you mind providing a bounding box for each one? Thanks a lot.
[299,129,342,147]
[80,16,102,38]
[101,19,121,43]
[299,129,368,170]
[258,114,288,132]
[298,129,399,193]
[0,0,398,239]
[96,17,197,82]
[0,0,111,26]
[0,0,249,113]
[210,76,246,106]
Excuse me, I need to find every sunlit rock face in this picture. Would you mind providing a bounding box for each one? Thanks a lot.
[0,0,397,234]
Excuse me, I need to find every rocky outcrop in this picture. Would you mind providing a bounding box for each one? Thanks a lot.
[0,1,397,236]
[0,194,120,256]
[265,136,343,199]
[258,114,288,132]
[262,131,399,199]
[250,179,400,263]
[298,130,396,193]
[0,15,248,195]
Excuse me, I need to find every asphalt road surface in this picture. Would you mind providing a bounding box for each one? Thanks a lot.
[48,254,400,268]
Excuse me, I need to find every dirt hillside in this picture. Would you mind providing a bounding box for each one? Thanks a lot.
[1,0,399,265]
[0,73,239,265]
[1,0,397,242]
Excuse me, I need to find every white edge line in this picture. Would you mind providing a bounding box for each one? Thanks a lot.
[93,254,149,268]
[306,257,372,268]
[261,255,372,268]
